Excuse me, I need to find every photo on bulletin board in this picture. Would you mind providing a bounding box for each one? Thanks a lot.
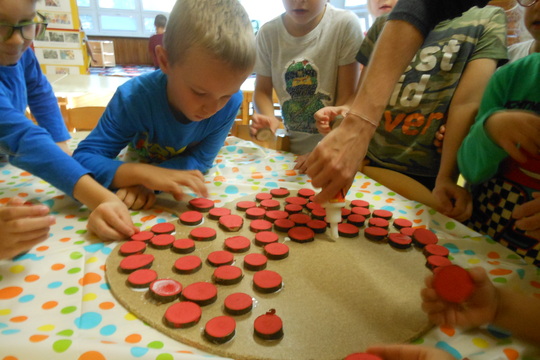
[34,30,81,49]
[40,0,73,13]
[34,47,85,66]
[45,65,84,75]
[39,10,75,30]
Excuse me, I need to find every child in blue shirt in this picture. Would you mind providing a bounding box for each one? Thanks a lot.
[74,0,256,210]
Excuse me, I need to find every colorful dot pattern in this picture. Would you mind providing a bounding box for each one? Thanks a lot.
[1,135,539,360]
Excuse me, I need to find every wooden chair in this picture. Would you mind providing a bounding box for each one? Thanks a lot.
[231,124,290,152]
[65,106,105,132]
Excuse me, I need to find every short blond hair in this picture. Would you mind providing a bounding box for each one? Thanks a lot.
[163,0,256,71]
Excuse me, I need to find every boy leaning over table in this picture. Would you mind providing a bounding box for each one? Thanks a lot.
[0,0,138,260]
[73,0,256,211]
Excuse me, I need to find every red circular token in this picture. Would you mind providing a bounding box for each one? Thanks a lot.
[208,207,231,220]
[179,211,203,226]
[273,218,295,232]
[190,227,217,241]
[289,213,311,226]
[270,188,290,198]
[306,201,324,212]
[298,188,316,198]
[351,206,371,217]
[219,214,244,232]
[150,234,175,249]
[264,210,289,222]
[400,227,416,237]
[130,231,154,242]
[260,199,281,211]
[119,241,147,256]
[432,265,475,303]
[307,219,327,234]
[250,219,273,233]
[204,316,236,344]
[341,208,351,219]
[344,354,382,360]
[285,196,308,206]
[172,238,196,254]
[253,270,282,293]
[284,203,303,214]
[426,255,452,271]
[311,208,327,220]
[288,226,315,243]
[388,233,412,249]
[350,199,370,208]
[149,278,183,302]
[254,231,279,246]
[424,244,450,258]
[246,207,266,219]
[174,255,202,274]
[151,222,175,235]
[368,217,389,229]
[188,198,214,212]
[119,254,155,273]
[236,200,257,211]
[182,282,218,305]
[338,223,359,238]
[244,253,268,271]
[127,268,157,288]
[393,218,413,230]
[207,250,234,267]
[364,226,388,242]
[224,292,253,315]
[254,309,283,340]
[264,242,289,260]
[224,235,251,253]
[372,209,393,220]
[412,228,439,248]
[164,301,201,328]
[213,265,243,285]
[347,214,366,227]
[255,192,273,202]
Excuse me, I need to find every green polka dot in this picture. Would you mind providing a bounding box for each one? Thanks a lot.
[0,274,3,282]
[354,193,364,199]
[131,211,140,216]
[253,182,260,185]
[411,337,424,345]
[269,159,275,163]
[261,188,269,191]
[493,277,507,284]
[64,287,80,295]
[507,254,521,260]
[57,329,74,337]
[214,182,222,186]
[220,194,227,198]
[70,252,83,260]
[77,217,88,222]
[156,354,174,360]
[74,240,85,245]
[445,222,456,230]
[428,209,437,215]
[75,229,87,235]
[52,339,72,353]
[134,222,142,227]
[387,191,396,196]
[61,306,77,314]
[147,341,164,349]
[67,268,81,274]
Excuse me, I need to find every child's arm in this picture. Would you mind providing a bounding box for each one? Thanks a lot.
[250,74,282,136]
[433,57,498,221]
[0,197,55,260]
[366,344,455,360]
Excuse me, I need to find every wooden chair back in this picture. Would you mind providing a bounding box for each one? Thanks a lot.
[66,106,105,131]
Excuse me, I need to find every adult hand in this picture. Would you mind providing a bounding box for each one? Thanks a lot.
[314,106,349,135]
[293,153,309,174]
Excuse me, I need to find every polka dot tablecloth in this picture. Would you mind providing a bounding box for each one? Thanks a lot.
[1,135,539,360]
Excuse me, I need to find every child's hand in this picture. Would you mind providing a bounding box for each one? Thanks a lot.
[366,344,455,360]
[293,153,309,174]
[421,266,498,328]
[249,113,280,137]
[314,106,349,135]
[433,124,445,154]
[0,197,55,260]
[86,198,139,241]
[485,111,540,163]
[116,185,156,210]
[141,168,208,201]
[432,178,472,222]
[56,140,73,156]
[513,192,540,240]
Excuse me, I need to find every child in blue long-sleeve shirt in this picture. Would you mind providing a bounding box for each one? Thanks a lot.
[74,0,256,210]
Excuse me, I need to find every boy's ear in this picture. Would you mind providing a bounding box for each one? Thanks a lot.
[155,45,169,73]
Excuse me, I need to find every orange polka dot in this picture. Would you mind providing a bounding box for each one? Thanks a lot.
[35,246,49,252]
[284,170,296,177]
[10,316,27,323]
[24,275,40,282]
[35,189,44,193]
[99,265,106,271]
[78,351,106,360]
[59,238,71,243]
[503,348,519,360]
[489,268,513,276]
[29,334,49,342]
[51,264,65,271]
[415,209,425,216]
[385,198,395,203]
[176,351,195,354]
[213,176,225,182]
[487,260,500,266]
[42,301,58,310]
[530,281,540,289]
[80,273,102,286]
[125,334,142,343]
[487,251,501,259]
[20,172,31,177]
[440,325,455,337]
[413,219,423,224]
[252,172,264,179]
[3,356,19,360]
[0,197,10,205]
[100,341,117,344]
[232,167,239,172]
[17,192,28,197]
[65,215,76,219]
[0,286,23,300]
[361,182,370,189]
[99,302,115,310]
[265,166,272,171]
[141,215,156,222]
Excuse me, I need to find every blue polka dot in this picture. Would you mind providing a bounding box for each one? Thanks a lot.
[224,185,239,194]
[100,324,117,336]
[2,170,11,175]
[486,324,511,339]
[13,253,44,262]
[0,323,8,329]
[19,294,35,303]
[464,250,476,255]
[275,156,284,161]
[380,205,396,211]
[1,329,21,335]
[226,146,237,152]
[265,182,278,187]
[101,247,112,255]
[373,191,383,195]
[516,269,525,279]
[435,341,461,359]
[444,243,459,253]
[74,312,102,330]
[237,149,244,154]
[62,226,74,231]
[100,283,110,290]
[84,243,104,253]
[131,347,149,357]
[48,281,63,289]
[218,164,226,168]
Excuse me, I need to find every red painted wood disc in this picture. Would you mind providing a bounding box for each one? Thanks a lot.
[284,203,303,214]
[179,210,203,226]
[150,278,183,302]
[260,199,281,211]
[164,301,202,328]
[298,188,316,198]
[119,240,147,256]
[432,264,475,303]
[151,222,175,235]
[245,207,266,219]
[213,265,243,285]
[182,282,218,305]
[344,353,382,360]
[372,209,393,220]
[338,223,360,238]
[130,230,154,242]
[387,233,412,249]
[208,207,231,220]
[224,235,251,253]
[350,199,370,209]
[172,238,195,254]
[423,244,450,258]
[412,228,439,248]
[204,316,236,343]
[174,255,202,274]
[127,268,157,288]
[400,227,416,237]
[249,219,273,233]
[264,210,289,222]
[219,214,244,232]
[273,218,295,232]
[244,253,268,271]
[270,188,290,198]
[119,254,155,273]
[224,292,253,315]
[254,231,279,246]
[393,218,413,229]
[207,250,234,267]
[150,234,175,249]
[253,270,283,293]
[351,206,371,217]
[288,226,315,243]
[364,226,388,241]
[368,217,389,229]
[347,214,366,227]
[189,227,217,241]
[236,200,257,211]
[288,213,311,226]
[264,242,289,260]
[254,309,283,339]
[255,192,273,202]
[307,219,327,234]
[188,197,214,212]
[426,255,452,271]
[285,196,308,206]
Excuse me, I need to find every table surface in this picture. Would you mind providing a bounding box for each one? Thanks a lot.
[0,134,539,360]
